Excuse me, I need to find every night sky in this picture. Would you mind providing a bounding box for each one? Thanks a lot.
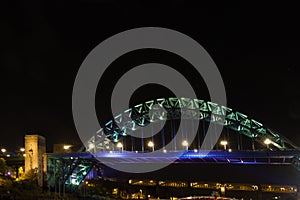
[1,1,300,152]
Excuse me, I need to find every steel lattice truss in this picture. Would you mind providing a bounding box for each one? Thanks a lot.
[47,153,96,192]
[87,97,298,152]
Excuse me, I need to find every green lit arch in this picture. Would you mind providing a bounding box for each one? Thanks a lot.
[87,97,298,152]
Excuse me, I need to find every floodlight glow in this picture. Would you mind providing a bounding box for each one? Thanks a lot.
[264,138,271,145]
[63,145,72,150]
[220,140,228,150]
[182,140,188,146]
[117,142,123,148]
[147,141,154,151]
[88,143,95,149]
[147,141,154,147]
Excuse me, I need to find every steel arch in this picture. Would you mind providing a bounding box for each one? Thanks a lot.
[86,97,298,152]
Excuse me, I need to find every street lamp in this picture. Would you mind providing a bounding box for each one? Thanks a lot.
[116,142,123,152]
[182,140,188,151]
[220,140,228,150]
[88,143,95,149]
[63,145,72,151]
[147,141,154,151]
[264,138,271,149]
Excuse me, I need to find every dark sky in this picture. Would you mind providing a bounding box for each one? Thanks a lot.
[1,1,300,152]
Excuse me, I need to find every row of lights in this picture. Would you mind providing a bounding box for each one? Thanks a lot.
[89,138,273,152]
[1,147,26,157]
[115,140,186,152]
[115,140,227,152]
[219,138,272,150]
[116,140,231,152]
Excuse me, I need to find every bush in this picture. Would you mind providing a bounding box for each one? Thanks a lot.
[0,158,7,175]
[22,168,38,183]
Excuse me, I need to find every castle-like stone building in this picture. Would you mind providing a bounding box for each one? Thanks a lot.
[24,134,46,187]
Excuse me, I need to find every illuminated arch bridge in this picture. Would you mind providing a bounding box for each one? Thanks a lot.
[86,97,298,153]
[47,97,300,192]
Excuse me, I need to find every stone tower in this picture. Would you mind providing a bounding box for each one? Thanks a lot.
[24,134,46,186]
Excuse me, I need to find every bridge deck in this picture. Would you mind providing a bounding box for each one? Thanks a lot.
[46,150,300,192]
[47,150,300,164]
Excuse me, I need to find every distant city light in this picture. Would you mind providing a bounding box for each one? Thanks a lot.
[6,154,10,157]
[1,148,6,153]
[23,153,26,157]
[220,186,226,193]
[194,149,198,153]
[20,148,25,152]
